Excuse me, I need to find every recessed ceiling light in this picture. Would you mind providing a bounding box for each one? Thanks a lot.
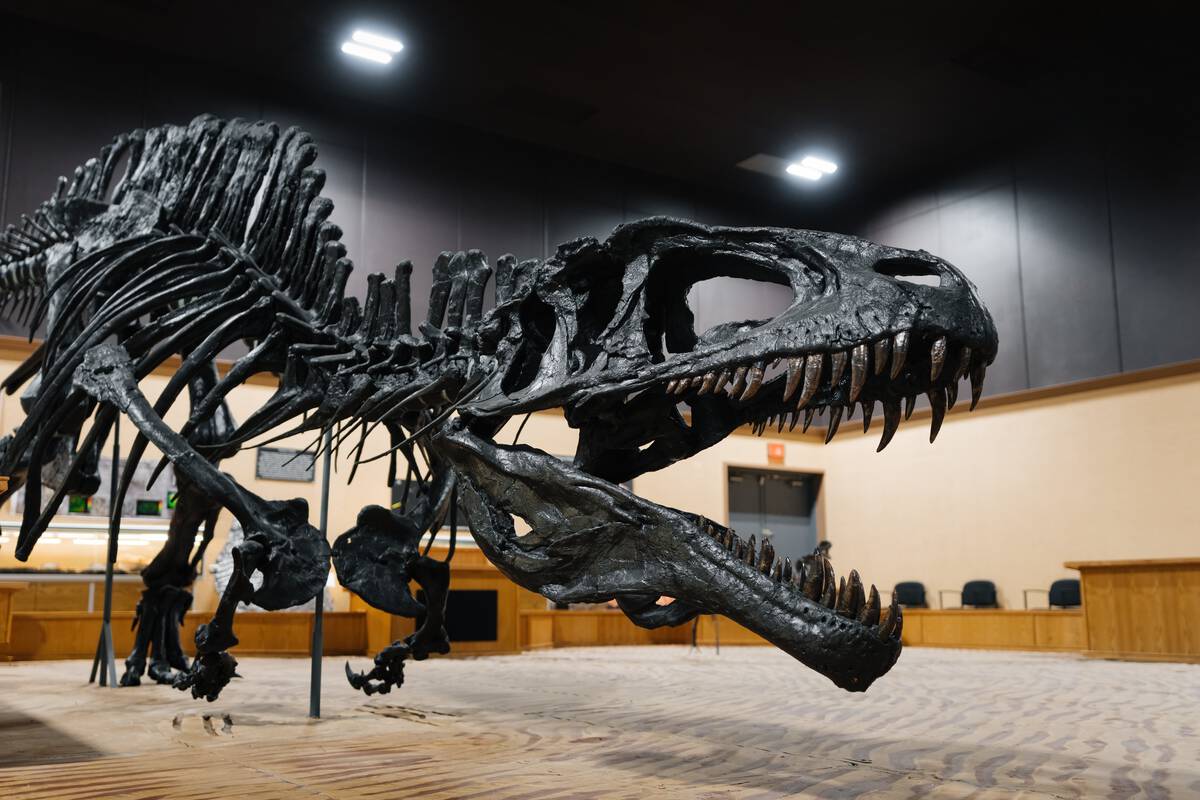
[351,29,404,53]
[785,163,824,181]
[341,41,393,64]
[800,155,838,174]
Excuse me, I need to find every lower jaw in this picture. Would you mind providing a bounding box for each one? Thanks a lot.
[440,423,903,692]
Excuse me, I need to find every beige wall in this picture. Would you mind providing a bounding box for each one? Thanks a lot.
[818,370,1200,609]
[3,343,1198,617]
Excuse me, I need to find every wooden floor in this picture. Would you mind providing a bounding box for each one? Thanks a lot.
[0,647,1197,798]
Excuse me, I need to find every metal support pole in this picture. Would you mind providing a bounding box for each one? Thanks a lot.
[90,419,119,686]
[308,428,333,718]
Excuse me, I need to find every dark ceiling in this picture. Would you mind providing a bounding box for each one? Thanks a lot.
[2,1,1196,225]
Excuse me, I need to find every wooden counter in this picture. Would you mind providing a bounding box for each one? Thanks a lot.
[0,581,29,659]
[695,609,1084,653]
[521,609,690,649]
[900,609,1084,651]
[4,610,367,660]
[1066,557,1200,663]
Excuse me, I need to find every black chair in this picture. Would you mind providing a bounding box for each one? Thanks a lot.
[893,581,927,607]
[1022,579,1081,609]
[1049,579,1081,608]
[939,580,998,608]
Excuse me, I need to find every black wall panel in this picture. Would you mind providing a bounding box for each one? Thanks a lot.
[1107,134,1200,371]
[936,186,1028,395]
[860,127,1200,393]
[2,48,143,230]
[1015,142,1121,384]
[361,134,461,325]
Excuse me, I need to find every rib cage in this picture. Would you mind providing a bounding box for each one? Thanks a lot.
[0,115,516,560]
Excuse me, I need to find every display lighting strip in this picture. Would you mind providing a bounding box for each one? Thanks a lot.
[341,29,404,64]
[0,520,169,546]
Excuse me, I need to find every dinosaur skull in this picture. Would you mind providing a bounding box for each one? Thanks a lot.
[452,218,998,691]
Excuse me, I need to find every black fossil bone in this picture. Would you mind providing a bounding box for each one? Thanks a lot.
[0,114,997,701]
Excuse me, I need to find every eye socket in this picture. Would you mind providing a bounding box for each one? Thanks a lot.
[689,277,792,343]
[501,293,557,393]
[643,251,798,358]
[873,256,943,288]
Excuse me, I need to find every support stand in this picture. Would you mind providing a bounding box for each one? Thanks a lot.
[89,420,120,687]
[308,428,333,718]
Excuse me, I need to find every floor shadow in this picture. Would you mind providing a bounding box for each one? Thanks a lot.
[0,703,106,768]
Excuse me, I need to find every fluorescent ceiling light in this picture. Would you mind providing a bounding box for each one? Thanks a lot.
[800,155,838,174]
[352,30,404,53]
[785,163,823,181]
[341,41,392,64]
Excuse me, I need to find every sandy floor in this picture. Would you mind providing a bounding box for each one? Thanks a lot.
[0,646,1197,798]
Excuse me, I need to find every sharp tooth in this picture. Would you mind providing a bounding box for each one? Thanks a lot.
[714,369,731,394]
[873,338,890,376]
[758,540,775,574]
[878,398,901,452]
[824,405,843,444]
[850,344,868,402]
[846,403,855,422]
[674,378,690,395]
[698,372,717,395]
[836,571,864,618]
[782,557,793,583]
[820,560,838,608]
[783,357,804,401]
[970,363,986,410]
[776,415,786,433]
[829,351,848,385]
[766,414,777,431]
[801,556,822,599]
[666,379,678,393]
[930,336,948,381]
[795,353,823,409]
[787,410,800,432]
[946,381,958,410]
[740,362,765,401]
[744,534,757,566]
[802,407,816,433]
[727,366,748,398]
[861,400,874,433]
[835,575,850,616]
[848,570,865,617]
[771,560,783,582]
[928,387,946,443]
[878,594,903,641]
[904,394,916,420]
[722,529,735,550]
[734,536,746,560]
[860,584,881,626]
[955,345,972,381]
[890,331,909,379]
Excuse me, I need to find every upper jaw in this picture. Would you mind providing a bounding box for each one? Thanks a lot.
[438,422,903,692]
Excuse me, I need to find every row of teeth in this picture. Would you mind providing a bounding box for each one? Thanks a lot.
[664,333,987,451]
[702,523,902,642]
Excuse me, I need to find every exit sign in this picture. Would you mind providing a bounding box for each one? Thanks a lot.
[767,442,785,464]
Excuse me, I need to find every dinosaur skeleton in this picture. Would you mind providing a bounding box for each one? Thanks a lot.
[0,115,997,700]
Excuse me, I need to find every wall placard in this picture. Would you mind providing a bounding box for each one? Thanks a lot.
[255,448,316,482]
